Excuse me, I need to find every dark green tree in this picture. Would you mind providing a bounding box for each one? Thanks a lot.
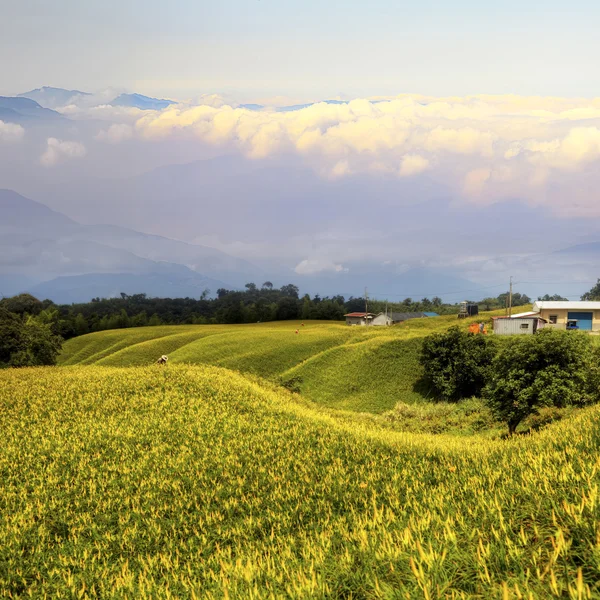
[538,294,568,301]
[420,326,496,401]
[0,293,44,316]
[581,280,600,300]
[280,284,300,299]
[485,329,599,434]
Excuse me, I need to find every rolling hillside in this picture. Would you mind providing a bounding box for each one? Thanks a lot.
[59,315,469,412]
[1,364,599,597]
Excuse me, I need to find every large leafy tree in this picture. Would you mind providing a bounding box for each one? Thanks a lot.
[0,307,63,367]
[485,329,600,434]
[581,279,600,300]
[420,326,497,401]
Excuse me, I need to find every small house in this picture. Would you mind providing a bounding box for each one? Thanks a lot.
[344,312,377,326]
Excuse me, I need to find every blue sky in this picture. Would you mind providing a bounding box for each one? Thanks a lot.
[2,0,600,99]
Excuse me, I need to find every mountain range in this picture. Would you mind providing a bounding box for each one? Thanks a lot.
[0,96,63,123]
[18,87,91,109]
[0,189,264,303]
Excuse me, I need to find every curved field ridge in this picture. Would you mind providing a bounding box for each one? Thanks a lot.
[58,317,467,412]
[1,365,599,597]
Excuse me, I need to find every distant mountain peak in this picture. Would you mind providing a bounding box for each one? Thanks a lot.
[19,86,91,97]
[110,93,176,111]
[0,96,63,121]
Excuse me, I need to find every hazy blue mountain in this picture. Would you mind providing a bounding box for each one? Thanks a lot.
[27,271,228,304]
[554,242,600,255]
[0,107,22,121]
[0,275,38,299]
[0,97,63,122]
[0,189,268,302]
[0,189,77,233]
[75,223,264,285]
[18,86,90,108]
[110,93,176,110]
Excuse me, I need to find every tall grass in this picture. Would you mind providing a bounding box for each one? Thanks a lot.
[1,365,599,598]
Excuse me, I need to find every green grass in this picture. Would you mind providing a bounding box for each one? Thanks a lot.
[59,315,494,412]
[1,365,599,598]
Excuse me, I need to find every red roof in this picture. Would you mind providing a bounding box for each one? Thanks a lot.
[344,312,375,317]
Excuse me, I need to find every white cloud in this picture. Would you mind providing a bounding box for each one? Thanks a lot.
[463,167,491,196]
[399,154,430,177]
[294,259,348,275]
[40,138,86,167]
[95,123,134,143]
[0,120,24,142]
[115,94,600,214]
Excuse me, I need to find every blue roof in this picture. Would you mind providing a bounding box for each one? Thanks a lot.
[423,312,440,317]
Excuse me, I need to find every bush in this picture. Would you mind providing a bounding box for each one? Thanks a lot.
[484,329,600,434]
[420,326,496,401]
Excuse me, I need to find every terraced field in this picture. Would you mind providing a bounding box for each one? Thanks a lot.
[7,308,594,598]
[59,315,473,413]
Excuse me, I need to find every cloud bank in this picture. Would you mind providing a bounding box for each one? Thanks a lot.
[130,94,600,211]
[41,138,87,167]
[0,120,24,142]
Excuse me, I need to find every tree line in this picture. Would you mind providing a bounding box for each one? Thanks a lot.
[1,279,598,369]
[0,284,477,342]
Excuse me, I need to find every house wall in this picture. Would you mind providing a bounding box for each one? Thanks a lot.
[371,315,391,326]
[538,309,600,331]
[346,317,366,326]
[494,318,537,335]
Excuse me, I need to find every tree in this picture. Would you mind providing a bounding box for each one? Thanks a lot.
[276,297,300,320]
[280,284,300,299]
[538,294,568,301]
[301,295,314,320]
[148,313,162,326]
[497,292,531,307]
[485,329,599,434]
[0,293,44,316]
[0,307,24,365]
[262,281,273,289]
[420,326,496,401]
[581,280,600,300]
[0,308,62,367]
[74,313,89,336]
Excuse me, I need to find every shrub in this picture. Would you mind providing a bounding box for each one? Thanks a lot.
[420,326,496,401]
[484,329,600,434]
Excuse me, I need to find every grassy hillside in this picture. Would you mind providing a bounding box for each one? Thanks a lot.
[1,365,599,598]
[58,315,483,412]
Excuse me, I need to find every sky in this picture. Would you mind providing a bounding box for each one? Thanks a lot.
[3,0,600,301]
[2,0,600,100]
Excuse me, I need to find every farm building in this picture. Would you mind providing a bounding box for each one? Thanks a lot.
[530,301,600,331]
[371,311,439,326]
[492,315,546,335]
[344,312,377,326]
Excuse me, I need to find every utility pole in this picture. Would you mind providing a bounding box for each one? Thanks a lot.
[364,287,369,325]
[509,276,513,317]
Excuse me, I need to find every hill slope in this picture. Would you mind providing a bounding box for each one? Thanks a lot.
[59,315,477,412]
[1,364,599,597]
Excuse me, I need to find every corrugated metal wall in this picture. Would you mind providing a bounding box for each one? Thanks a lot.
[493,318,536,335]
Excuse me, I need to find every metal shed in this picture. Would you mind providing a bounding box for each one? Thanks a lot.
[492,316,546,335]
